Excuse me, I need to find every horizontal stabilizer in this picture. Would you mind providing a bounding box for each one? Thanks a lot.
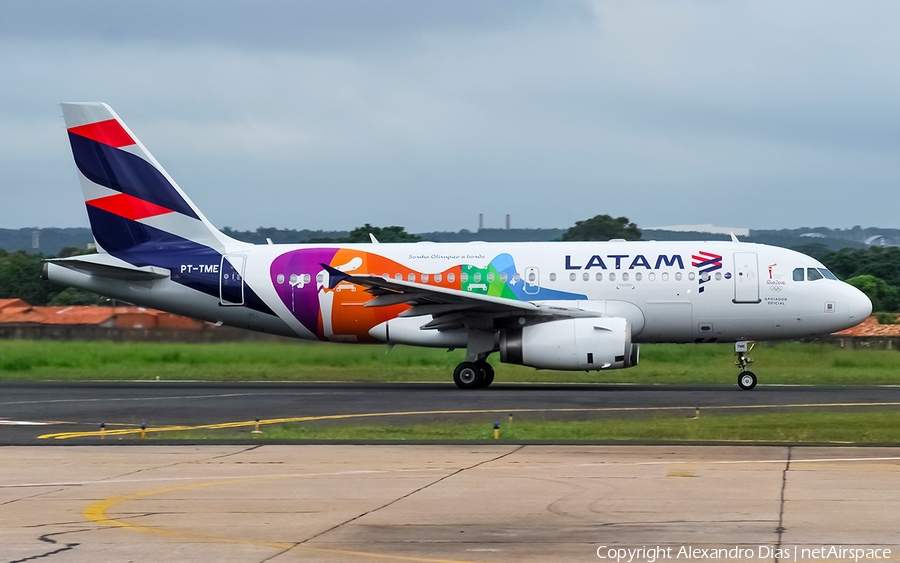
[44,255,170,281]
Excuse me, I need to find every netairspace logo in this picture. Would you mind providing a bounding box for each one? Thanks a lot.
[596,545,892,562]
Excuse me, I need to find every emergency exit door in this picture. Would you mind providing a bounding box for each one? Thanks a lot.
[733,252,759,303]
[220,254,246,306]
[524,267,540,295]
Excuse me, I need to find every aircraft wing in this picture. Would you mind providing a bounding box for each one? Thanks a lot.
[320,263,597,331]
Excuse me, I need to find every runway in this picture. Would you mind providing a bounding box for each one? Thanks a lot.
[2,445,899,562]
[3,385,900,561]
[2,382,900,444]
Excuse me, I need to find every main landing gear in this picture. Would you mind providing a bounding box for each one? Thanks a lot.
[453,361,494,389]
[735,341,757,390]
[453,330,497,389]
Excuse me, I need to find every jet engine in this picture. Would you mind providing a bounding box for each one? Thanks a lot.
[500,317,638,371]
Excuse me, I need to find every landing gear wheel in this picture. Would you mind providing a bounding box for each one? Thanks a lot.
[738,371,757,390]
[454,362,482,389]
[476,361,494,388]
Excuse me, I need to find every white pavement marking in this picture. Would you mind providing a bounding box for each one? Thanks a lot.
[0,392,346,406]
[577,456,900,467]
[0,419,48,425]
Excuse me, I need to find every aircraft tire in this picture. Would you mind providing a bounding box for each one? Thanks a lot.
[738,371,757,390]
[454,362,482,389]
[476,361,494,388]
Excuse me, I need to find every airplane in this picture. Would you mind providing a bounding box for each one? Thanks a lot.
[44,103,873,390]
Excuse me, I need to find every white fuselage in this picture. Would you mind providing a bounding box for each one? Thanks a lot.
[49,239,872,346]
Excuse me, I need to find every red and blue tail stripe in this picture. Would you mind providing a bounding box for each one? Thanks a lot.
[62,102,274,317]
[67,127,199,220]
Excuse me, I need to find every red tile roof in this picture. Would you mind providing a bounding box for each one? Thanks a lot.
[0,300,203,328]
[0,299,28,310]
[35,306,116,325]
[834,315,900,336]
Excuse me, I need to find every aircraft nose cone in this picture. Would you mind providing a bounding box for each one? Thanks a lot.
[847,286,873,324]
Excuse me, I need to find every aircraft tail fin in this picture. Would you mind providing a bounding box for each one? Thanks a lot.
[61,103,231,257]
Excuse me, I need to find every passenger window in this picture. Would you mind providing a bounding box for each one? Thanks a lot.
[649,273,656,281]
[793,268,804,282]
[474,273,482,283]
[422,273,429,282]
[570,272,576,281]
[688,272,696,281]
[583,272,589,281]
[436,273,443,283]
[446,273,453,283]
[662,272,669,281]
[609,272,616,281]
[635,272,642,281]
[500,273,508,282]
[408,273,415,282]
[549,273,556,281]
[622,272,629,281]
[807,268,824,281]
[512,273,520,283]
[461,273,468,282]
[595,272,603,281]
[819,268,838,280]
[675,272,682,281]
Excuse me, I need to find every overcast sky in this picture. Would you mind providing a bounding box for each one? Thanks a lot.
[1,1,897,233]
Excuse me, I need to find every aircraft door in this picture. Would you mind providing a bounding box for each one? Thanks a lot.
[524,267,540,295]
[733,252,760,303]
[220,254,246,306]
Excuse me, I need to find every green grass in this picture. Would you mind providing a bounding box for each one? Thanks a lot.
[154,410,900,444]
[2,340,900,385]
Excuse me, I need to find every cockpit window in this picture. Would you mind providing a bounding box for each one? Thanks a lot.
[793,268,804,282]
[818,268,838,280]
[807,268,824,281]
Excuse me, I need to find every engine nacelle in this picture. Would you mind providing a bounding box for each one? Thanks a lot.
[369,315,469,348]
[500,317,638,371]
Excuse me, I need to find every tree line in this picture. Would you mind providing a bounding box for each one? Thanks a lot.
[0,249,105,306]
[1,215,897,315]
[827,246,900,313]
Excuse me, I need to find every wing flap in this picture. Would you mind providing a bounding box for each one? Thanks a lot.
[319,263,601,332]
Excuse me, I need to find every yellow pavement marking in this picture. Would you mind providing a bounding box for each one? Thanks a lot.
[80,464,900,563]
[84,473,482,563]
[40,401,900,440]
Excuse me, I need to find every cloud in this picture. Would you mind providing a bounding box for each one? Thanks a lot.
[0,1,898,232]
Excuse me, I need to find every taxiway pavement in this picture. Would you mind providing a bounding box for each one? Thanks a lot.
[1,382,899,444]
[1,445,898,562]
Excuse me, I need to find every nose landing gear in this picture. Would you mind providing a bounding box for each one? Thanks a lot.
[735,341,757,390]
